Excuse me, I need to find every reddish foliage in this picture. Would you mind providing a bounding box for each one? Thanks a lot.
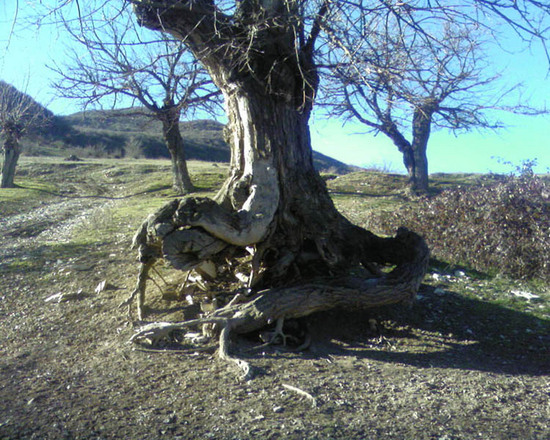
[376,175,550,281]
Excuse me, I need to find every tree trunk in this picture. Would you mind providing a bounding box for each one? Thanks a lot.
[131,71,430,318]
[380,109,431,194]
[1,133,21,188]
[216,80,342,284]
[410,106,433,195]
[159,109,195,195]
[411,141,429,194]
[384,125,415,184]
[402,148,415,180]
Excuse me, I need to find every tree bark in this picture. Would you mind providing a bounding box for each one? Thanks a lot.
[410,106,433,195]
[1,132,21,188]
[380,122,417,187]
[159,108,195,194]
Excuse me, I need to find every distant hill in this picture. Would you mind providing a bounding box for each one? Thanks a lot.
[22,106,354,173]
[61,109,231,162]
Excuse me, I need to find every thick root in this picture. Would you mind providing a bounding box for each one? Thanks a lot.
[130,316,253,379]
[130,227,429,379]
[218,324,252,380]
[119,260,154,321]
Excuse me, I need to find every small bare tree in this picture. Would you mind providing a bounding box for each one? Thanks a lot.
[51,5,221,194]
[0,81,52,188]
[323,21,542,194]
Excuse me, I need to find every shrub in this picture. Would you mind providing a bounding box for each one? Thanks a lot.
[124,135,145,159]
[374,174,550,281]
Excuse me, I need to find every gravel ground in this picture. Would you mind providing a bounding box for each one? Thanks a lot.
[1,165,549,439]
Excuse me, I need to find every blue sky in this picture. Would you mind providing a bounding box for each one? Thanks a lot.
[1,1,548,174]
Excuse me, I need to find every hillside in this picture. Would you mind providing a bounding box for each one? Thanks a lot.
[62,109,230,162]
[23,107,354,173]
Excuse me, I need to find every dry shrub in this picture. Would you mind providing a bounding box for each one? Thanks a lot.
[374,175,550,281]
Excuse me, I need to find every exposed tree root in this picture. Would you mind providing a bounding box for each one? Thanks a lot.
[126,150,429,379]
[119,260,154,321]
[282,383,317,407]
[130,227,429,379]
[130,317,254,379]
[253,318,312,352]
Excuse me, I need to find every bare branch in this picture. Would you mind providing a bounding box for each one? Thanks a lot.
[50,4,221,117]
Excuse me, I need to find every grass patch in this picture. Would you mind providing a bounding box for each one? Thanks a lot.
[0,180,61,216]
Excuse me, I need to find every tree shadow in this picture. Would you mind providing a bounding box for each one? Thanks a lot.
[300,284,549,376]
[18,183,173,200]
[18,182,218,200]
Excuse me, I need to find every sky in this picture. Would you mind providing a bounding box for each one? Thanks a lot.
[1,1,548,175]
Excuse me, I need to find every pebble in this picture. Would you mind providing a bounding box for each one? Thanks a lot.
[72,263,95,271]
[163,414,177,424]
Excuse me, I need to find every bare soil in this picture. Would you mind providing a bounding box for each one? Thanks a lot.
[1,160,548,439]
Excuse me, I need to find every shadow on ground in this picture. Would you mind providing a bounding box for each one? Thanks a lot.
[258,284,550,376]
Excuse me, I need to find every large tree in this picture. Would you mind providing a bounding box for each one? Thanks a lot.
[0,81,52,188]
[51,6,220,194]
[115,0,548,376]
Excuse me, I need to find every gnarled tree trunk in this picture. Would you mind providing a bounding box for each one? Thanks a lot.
[1,132,21,188]
[128,0,430,377]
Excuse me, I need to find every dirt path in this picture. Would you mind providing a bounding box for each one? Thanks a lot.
[1,174,549,439]
[1,196,115,263]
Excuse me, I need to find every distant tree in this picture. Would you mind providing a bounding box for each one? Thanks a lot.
[0,81,52,188]
[323,21,542,194]
[51,6,221,194]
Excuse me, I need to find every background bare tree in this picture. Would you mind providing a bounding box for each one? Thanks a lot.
[0,81,52,188]
[51,5,221,194]
[322,20,544,194]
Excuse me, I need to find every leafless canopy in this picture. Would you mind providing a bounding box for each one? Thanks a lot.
[49,2,220,117]
[0,81,53,140]
[321,6,547,133]
[30,1,549,118]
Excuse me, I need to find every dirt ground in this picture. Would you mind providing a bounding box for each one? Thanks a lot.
[1,161,549,439]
